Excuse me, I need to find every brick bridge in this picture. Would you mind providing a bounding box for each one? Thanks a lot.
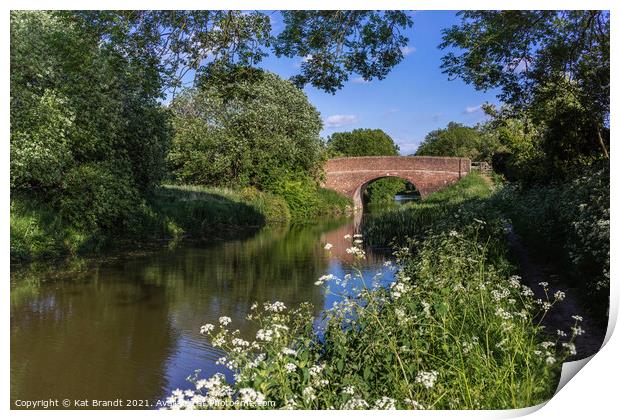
[323,156,471,209]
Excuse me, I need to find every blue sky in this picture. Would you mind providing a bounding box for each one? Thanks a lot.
[257,10,502,155]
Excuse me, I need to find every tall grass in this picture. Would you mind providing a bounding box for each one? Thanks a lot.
[363,172,493,247]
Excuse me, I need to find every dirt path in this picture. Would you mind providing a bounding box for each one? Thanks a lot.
[506,227,607,361]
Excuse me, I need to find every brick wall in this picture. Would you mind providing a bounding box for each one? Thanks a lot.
[323,156,471,209]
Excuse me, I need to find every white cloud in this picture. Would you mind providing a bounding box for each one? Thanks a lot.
[400,46,417,56]
[396,141,421,156]
[464,105,482,114]
[382,108,400,117]
[324,114,359,128]
[302,54,314,62]
[352,76,370,84]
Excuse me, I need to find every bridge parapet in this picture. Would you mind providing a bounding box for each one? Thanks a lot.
[323,156,471,209]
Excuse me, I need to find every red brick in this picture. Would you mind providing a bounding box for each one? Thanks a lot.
[323,156,471,209]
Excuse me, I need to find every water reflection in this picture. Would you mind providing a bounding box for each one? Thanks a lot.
[10,217,393,407]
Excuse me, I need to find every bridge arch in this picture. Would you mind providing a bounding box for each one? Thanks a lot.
[323,156,470,209]
[354,175,420,210]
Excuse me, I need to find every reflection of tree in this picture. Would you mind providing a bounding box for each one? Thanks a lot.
[10,217,360,405]
[133,220,350,335]
[10,273,176,404]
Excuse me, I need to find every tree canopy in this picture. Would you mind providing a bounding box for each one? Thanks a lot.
[11,11,170,232]
[326,129,400,157]
[168,71,324,190]
[440,11,610,162]
[64,10,414,96]
[275,11,413,93]
[414,122,502,162]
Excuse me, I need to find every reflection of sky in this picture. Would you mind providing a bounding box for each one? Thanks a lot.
[321,258,395,312]
[161,244,395,399]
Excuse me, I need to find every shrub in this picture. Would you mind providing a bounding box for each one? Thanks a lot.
[59,163,144,233]
[496,161,609,302]
[265,173,351,221]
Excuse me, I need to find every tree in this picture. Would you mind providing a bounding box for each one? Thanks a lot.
[275,11,413,93]
[440,11,610,162]
[168,71,324,190]
[326,129,400,157]
[64,10,414,96]
[10,11,170,231]
[415,122,501,162]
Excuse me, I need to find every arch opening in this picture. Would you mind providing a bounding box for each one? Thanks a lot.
[354,176,421,213]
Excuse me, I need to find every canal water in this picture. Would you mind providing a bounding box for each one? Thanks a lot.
[10,216,395,406]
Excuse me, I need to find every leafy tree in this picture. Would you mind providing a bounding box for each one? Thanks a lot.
[440,11,610,163]
[415,122,501,162]
[168,70,324,190]
[326,129,400,157]
[65,10,272,97]
[11,11,170,231]
[66,10,414,96]
[275,11,413,93]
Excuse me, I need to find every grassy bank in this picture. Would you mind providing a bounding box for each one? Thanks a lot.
[10,186,289,263]
[167,173,579,409]
[363,171,493,247]
[11,183,352,264]
[494,162,610,320]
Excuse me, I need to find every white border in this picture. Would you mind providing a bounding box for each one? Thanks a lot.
[2,1,618,419]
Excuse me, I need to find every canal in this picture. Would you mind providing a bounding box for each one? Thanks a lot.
[10,216,395,406]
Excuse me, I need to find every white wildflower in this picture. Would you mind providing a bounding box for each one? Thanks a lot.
[541,341,555,349]
[218,316,231,326]
[554,290,566,301]
[281,347,297,356]
[309,363,325,377]
[200,324,215,334]
[256,329,273,342]
[562,342,577,355]
[315,274,337,286]
[302,386,316,401]
[342,397,369,409]
[238,388,265,405]
[373,396,397,410]
[495,307,513,320]
[264,301,287,312]
[415,370,439,389]
[284,363,297,373]
[324,243,333,250]
[404,399,424,410]
[508,275,521,288]
[231,338,249,347]
[342,385,355,395]
[572,326,585,336]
